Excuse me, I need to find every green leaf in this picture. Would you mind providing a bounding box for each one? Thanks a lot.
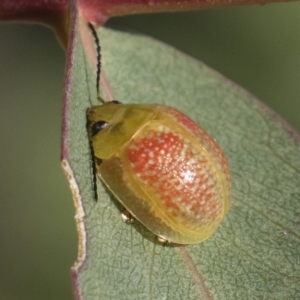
[62,16,300,299]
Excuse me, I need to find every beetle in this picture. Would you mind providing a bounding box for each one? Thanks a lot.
[86,23,231,244]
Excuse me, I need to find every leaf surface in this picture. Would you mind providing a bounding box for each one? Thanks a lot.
[62,10,300,300]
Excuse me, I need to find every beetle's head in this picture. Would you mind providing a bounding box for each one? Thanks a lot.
[87,101,157,160]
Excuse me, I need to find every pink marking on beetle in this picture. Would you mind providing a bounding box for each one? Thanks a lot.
[126,125,222,225]
[167,107,231,186]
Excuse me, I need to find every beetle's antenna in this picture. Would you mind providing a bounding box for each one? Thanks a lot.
[89,132,98,201]
[87,22,103,201]
[88,23,105,104]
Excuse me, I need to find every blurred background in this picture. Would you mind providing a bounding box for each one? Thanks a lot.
[0,2,299,299]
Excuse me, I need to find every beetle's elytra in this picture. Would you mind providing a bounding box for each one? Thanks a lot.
[87,102,231,244]
[87,23,231,244]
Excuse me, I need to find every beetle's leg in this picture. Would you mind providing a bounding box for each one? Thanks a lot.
[157,236,171,245]
[121,210,134,224]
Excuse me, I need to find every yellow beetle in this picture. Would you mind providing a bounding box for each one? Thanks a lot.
[86,24,231,244]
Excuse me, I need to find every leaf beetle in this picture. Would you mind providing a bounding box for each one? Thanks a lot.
[86,23,231,244]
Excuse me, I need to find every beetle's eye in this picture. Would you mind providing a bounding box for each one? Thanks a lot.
[91,120,109,136]
[111,100,122,104]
